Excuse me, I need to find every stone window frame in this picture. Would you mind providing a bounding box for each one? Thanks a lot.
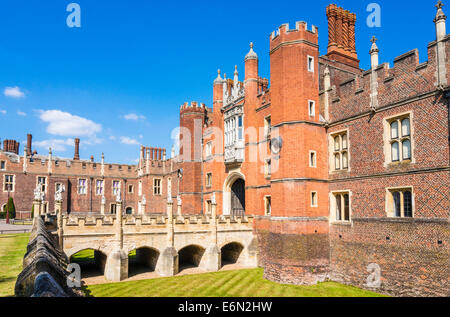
[264,115,272,138]
[383,111,415,167]
[329,128,350,173]
[307,55,315,73]
[206,173,212,188]
[3,174,15,193]
[77,178,88,195]
[37,176,48,193]
[385,186,415,218]
[309,150,317,168]
[308,100,316,117]
[95,179,104,196]
[205,141,212,159]
[128,184,134,194]
[206,199,212,215]
[264,158,271,178]
[153,178,162,196]
[112,180,121,197]
[264,195,271,216]
[329,190,352,223]
[110,203,117,214]
[0,160,6,171]
[310,191,318,208]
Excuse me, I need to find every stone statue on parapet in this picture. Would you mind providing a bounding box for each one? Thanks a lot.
[54,185,65,202]
[34,184,42,201]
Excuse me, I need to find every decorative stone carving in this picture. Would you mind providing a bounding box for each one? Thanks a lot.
[34,185,42,201]
[54,184,65,202]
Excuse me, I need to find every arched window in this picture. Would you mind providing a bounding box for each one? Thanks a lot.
[342,152,348,169]
[402,140,411,160]
[334,136,340,151]
[390,121,399,139]
[391,142,399,162]
[342,134,348,150]
[335,153,341,170]
[401,118,410,137]
[125,207,133,215]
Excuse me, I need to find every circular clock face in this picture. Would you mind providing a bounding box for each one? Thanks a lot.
[270,137,282,154]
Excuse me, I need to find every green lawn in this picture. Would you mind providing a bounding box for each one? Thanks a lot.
[84,268,384,297]
[0,233,30,297]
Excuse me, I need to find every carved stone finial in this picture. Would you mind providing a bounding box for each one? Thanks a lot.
[436,0,444,9]
[370,36,377,44]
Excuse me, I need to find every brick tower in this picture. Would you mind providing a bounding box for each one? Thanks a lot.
[179,102,206,214]
[262,22,330,284]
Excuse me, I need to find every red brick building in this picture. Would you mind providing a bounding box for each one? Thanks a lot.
[0,3,448,296]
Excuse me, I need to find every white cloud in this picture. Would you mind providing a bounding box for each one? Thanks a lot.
[139,134,143,139]
[4,86,25,99]
[34,139,74,152]
[0,110,6,115]
[120,136,139,145]
[123,113,146,121]
[39,110,102,137]
[109,135,116,141]
[17,110,26,116]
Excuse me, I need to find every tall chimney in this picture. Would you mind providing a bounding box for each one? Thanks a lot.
[74,138,80,160]
[326,4,359,69]
[26,134,32,156]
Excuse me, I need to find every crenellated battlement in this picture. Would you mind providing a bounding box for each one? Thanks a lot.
[269,20,319,53]
[271,21,318,41]
[180,101,207,113]
[332,46,436,98]
[62,213,254,229]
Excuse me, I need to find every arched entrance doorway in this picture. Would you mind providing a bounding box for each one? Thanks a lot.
[223,172,246,216]
[231,179,245,217]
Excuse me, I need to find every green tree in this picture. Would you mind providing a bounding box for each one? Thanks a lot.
[6,197,16,219]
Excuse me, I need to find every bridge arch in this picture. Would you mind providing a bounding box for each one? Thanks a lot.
[220,242,244,266]
[128,246,160,277]
[223,172,246,216]
[69,248,107,278]
[178,244,205,271]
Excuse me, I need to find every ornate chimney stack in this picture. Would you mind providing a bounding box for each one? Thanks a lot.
[326,4,359,69]
[74,138,80,160]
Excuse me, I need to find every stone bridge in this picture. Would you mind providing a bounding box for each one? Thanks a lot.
[50,200,258,282]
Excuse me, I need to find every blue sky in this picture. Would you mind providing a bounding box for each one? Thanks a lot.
[0,0,442,164]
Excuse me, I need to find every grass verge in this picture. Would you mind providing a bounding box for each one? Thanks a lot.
[0,233,29,297]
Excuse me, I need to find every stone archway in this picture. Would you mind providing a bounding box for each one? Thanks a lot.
[128,247,160,277]
[223,172,246,216]
[178,245,205,272]
[221,242,244,267]
[70,249,107,279]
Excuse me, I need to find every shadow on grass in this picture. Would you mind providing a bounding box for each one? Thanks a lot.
[81,281,94,297]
